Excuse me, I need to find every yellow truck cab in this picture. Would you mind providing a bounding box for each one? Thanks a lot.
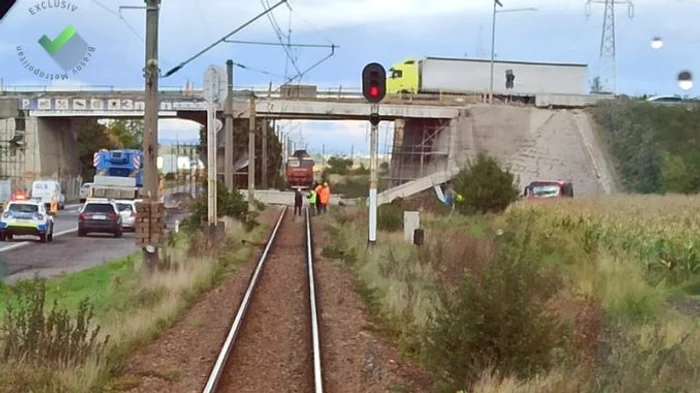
[387,58,420,94]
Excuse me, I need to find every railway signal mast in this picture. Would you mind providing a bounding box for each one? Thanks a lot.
[361,62,386,245]
[202,65,228,238]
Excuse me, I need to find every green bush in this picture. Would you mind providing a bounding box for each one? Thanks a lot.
[593,100,700,193]
[1,277,109,368]
[184,179,255,231]
[378,200,404,231]
[421,225,567,391]
[332,177,369,198]
[164,172,176,181]
[452,153,520,214]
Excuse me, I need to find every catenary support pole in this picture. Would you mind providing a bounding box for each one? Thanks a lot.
[224,60,234,190]
[261,118,268,188]
[142,0,161,271]
[488,0,497,104]
[248,97,256,204]
[368,103,379,245]
[206,103,217,235]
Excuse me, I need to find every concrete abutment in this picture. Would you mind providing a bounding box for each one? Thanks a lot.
[384,105,616,200]
[0,116,81,200]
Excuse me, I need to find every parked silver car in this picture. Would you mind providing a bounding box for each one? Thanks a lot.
[115,199,138,231]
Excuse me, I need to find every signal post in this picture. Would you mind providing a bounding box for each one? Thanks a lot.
[361,62,386,245]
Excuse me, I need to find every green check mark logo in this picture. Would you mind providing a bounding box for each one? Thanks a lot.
[38,26,77,56]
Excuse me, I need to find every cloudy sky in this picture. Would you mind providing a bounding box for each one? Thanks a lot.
[1,0,698,154]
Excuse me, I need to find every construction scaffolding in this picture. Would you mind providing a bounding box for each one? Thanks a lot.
[0,116,27,194]
[387,118,451,187]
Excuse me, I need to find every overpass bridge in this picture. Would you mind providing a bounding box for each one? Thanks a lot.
[0,84,615,203]
[2,84,459,120]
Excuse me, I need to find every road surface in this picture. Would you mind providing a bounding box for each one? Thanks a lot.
[0,186,196,283]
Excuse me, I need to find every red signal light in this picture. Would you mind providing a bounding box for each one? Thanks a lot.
[369,86,379,97]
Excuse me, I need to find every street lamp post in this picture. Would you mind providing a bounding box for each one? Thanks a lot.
[488,2,537,104]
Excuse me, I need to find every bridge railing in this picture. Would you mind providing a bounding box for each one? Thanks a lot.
[7,84,613,107]
[0,84,492,106]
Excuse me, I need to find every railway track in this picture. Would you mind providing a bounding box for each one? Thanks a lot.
[202,206,323,393]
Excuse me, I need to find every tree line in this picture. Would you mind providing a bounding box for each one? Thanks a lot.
[593,99,700,194]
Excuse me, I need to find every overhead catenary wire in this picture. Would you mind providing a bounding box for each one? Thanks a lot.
[215,0,339,156]
[91,0,145,41]
[261,0,302,78]
[92,0,178,68]
[162,0,288,78]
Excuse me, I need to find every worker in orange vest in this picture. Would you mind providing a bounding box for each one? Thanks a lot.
[49,191,58,215]
[318,182,331,214]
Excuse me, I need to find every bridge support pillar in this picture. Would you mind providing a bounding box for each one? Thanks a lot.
[0,115,81,199]
[389,118,404,187]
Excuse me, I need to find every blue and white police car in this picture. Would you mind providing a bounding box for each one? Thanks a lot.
[0,196,55,243]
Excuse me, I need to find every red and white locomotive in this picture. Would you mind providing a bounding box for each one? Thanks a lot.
[285,150,315,189]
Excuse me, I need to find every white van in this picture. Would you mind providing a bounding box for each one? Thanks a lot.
[79,182,93,203]
[30,180,65,210]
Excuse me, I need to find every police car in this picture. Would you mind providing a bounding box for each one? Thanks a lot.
[0,195,55,243]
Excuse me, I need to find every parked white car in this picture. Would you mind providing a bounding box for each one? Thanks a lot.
[79,182,93,203]
[115,199,138,231]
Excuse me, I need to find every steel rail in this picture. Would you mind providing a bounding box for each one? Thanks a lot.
[305,206,324,392]
[201,206,287,393]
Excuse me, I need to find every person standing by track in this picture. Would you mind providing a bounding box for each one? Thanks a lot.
[318,182,331,214]
[314,182,322,214]
[306,186,317,215]
[293,187,303,216]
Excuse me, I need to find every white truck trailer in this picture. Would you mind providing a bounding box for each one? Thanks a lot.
[89,175,141,200]
[386,56,589,96]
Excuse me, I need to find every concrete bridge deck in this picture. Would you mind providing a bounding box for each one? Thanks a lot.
[12,95,461,120]
[0,85,613,120]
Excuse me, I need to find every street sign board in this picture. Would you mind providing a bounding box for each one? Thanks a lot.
[203,65,228,103]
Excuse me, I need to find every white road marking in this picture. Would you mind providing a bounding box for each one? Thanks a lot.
[0,227,78,252]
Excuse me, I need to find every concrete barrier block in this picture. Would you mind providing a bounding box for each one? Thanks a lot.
[403,211,420,243]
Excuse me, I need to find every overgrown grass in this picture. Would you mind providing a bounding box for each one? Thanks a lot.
[0,216,267,392]
[322,195,700,393]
